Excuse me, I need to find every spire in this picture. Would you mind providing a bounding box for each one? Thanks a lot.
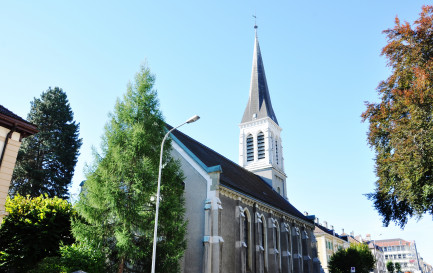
[241,26,278,125]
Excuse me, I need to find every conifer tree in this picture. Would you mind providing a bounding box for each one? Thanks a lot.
[9,87,82,199]
[72,65,186,273]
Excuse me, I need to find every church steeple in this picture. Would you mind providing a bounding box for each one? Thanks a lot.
[239,25,287,199]
[241,28,278,125]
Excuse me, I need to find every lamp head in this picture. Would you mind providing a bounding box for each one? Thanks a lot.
[186,115,200,124]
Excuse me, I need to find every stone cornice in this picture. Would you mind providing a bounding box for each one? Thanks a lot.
[219,185,314,229]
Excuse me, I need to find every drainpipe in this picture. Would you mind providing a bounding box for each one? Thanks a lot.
[0,127,15,167]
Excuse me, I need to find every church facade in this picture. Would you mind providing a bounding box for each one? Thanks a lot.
[170,28,321,273]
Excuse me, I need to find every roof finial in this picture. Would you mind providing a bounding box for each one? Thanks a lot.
[253,14,258,34]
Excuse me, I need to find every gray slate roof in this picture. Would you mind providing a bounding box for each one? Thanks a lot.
[169,125,311,223]
[241,32,279,125]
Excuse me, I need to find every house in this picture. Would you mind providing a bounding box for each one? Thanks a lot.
[308,218,349,273]
[0,105,37,223]
[170,26,321,273]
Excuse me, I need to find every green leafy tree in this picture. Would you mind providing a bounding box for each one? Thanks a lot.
[329,243,375,273]
[362,5,433,227]
[0,194,75,272]
[395,262,401,273]
[387,261,395,273]
[31,243,106,273]
[10,87,82,199]
[73,65,187,272]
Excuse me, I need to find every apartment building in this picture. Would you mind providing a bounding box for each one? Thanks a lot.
[375,239,422,273]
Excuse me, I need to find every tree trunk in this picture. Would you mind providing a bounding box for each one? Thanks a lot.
[118,256,125,273]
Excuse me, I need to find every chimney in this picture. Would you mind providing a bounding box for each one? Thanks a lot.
[342,228,345,234]
[323,221,328,228]
[331,225,334,231]
[350,231,354,237]
[315,217,320,224]
[366,234,371,241]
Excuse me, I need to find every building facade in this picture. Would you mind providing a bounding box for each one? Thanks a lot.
[172,27,321,273]
[310,218,349,273]
[375,239,423,273]
[0,105,37,224]
[366,241,386,273]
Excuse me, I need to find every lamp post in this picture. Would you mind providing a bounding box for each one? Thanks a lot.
[151,115,200,273]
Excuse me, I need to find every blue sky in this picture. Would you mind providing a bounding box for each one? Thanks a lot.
[2,0,433,264]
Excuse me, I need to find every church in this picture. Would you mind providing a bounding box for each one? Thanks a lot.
[169,27,321,273]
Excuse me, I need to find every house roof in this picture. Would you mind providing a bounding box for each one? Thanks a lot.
[314,223,345,239]
[169,125,311,223]
[374,239,412,247]
[0,105,38,137]
[241,29,279,125]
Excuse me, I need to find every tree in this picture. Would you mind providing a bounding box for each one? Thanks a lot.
[395,262,402,273]
[328,243,376,273]
[387,261,395,273]
[0,194,75,272]
[31,243,106,273]
[362,5,433,227]
[9,87,82,199]
[72,65,187,272]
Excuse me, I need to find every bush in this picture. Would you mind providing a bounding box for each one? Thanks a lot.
[0,194,75,272]
[31,243,106,273]
[60,243,106,273]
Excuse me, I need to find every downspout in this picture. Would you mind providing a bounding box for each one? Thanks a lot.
[0,127,15,167]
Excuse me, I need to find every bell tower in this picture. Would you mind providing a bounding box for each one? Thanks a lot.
[239,25,287,199]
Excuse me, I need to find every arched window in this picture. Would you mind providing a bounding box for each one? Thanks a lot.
[275,140,279,164]
[258,214,267,272]
[257,132,265,159]
[302,230,311,273]
[284,224,292,273]
[298,228,303,273]
[246,134,254,162]
[241,208,252,272]
[292,227,303,273]
[273,220,281,272]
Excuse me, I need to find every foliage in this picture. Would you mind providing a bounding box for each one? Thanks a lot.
[59,243,106,272]
[329,243,376,273]
[387,261,395,273]
[395,262,401,273]
[29,256,65,273]
[0,194,75,272]
[30,243,106,273]
[10,87,82,199]
[72,65,187,272]
[362,5,433,227]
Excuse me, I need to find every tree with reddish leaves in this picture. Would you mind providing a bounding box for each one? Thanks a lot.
[362,5,433,228]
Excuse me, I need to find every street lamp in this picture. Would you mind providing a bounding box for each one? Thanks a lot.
[151,115,200,273]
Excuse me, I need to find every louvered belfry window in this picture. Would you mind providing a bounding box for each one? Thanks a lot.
[257,132,265,159]
[275,140,279,164]
[246,135,254,162]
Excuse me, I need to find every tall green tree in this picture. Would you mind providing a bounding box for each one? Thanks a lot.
[328,243,375,273]
[73,65,186,273]
[362,5,433,227]
[387,261,395,273]
[9,87,82,199]
[0,194,75,272]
